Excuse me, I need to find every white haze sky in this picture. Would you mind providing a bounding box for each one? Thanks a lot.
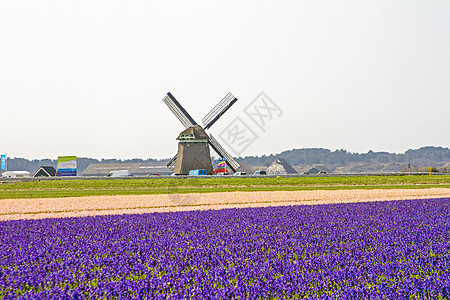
[1,1,449,160]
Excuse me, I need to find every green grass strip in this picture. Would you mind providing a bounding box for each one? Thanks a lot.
[1,175,450,189]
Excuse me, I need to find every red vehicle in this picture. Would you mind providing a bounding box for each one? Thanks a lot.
[214,168,229,174]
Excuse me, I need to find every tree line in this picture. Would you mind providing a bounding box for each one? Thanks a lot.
[3,146,449,175]
[238,146,450,167]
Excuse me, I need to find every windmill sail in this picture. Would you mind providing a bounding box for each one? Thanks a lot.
[166,154,177,170]
[163,92,198,128]
[208,134,240,173]
[202,93,237,130]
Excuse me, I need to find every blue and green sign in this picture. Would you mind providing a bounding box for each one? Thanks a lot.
[57,156,77,176]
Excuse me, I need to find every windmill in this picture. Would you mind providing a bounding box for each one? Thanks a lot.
[163,92,240,175]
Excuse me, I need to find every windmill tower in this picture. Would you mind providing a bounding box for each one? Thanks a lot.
[174,125,214,175]
[162,92,240,175]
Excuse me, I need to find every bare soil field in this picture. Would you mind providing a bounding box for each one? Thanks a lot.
[1,188,449,221]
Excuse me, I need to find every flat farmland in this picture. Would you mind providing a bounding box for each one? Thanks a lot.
[1,175,449,221]
[2,176,450,298]
[1,175,449,199]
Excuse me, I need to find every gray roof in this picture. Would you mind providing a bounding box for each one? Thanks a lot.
[33,166,57,177]
[304,167,326,175]
[266,157,298,175]
[134,162,172,175]
[82,163,141,176]
[82,162,172,176]
[305,167,321,174]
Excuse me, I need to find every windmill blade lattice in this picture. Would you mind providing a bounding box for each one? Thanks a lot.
[167,154,177,170]
[208,134,240,173]
[202,92,237,130]
[162,92,198,128]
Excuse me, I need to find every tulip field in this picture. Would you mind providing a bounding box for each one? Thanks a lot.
[2,198,450,299]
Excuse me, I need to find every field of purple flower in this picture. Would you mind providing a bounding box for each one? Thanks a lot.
[2,198,450,299]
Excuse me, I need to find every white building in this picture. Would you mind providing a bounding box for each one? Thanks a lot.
[1,171,31,178]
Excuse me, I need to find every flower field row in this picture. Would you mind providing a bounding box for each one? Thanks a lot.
[1,198,450,299]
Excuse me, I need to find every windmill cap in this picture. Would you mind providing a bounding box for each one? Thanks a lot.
[177,125,210,141]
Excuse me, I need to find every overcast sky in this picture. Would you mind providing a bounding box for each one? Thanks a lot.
[1,0,449,160]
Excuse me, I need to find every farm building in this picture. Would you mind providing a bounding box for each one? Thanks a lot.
[266,157,298,175]
[303,167,327,175]
[82,163,140,177]
[1,171,31,178]
[33,166,57,177]
[82,162,172,177]
[136,162,173,176]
